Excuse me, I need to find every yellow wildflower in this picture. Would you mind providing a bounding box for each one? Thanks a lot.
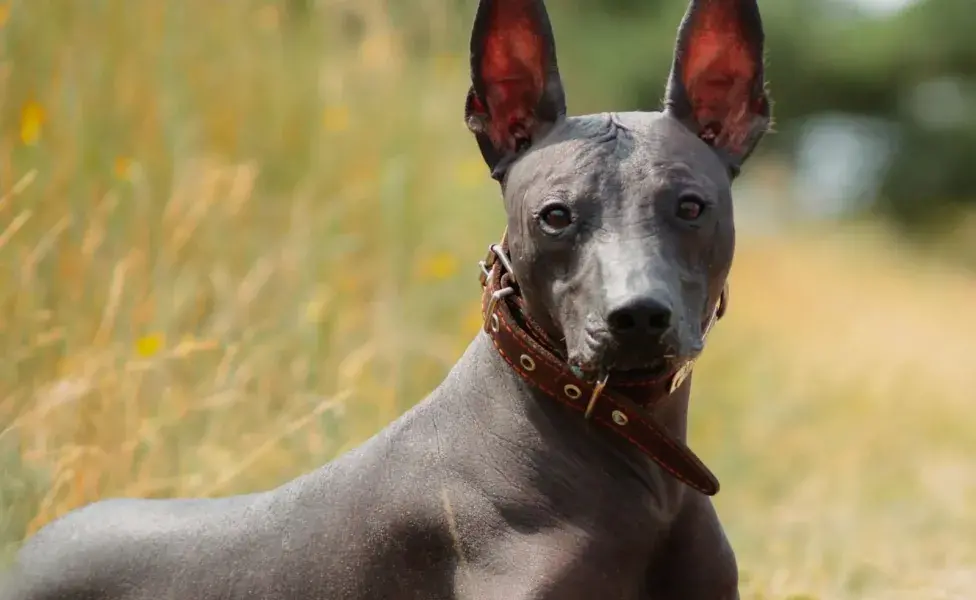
[20,101,45,146]
[135,332,165,358]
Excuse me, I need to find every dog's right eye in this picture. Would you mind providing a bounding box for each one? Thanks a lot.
[538,204,574,233]
[676,194,706,222]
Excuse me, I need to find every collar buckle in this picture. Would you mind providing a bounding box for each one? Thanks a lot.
[478,231,516,289]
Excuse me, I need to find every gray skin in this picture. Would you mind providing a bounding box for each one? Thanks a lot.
[1,0,770,598]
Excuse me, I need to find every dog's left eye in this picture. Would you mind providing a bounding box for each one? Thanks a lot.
[676,195,706,221]
[538,204,574,233]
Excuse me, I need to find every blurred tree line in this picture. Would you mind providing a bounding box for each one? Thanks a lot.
[557,0,976,228]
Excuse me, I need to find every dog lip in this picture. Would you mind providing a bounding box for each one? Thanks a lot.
[565,328,608,375]
[568,326,683,379]
[567,345,600,373]
[569,329,676,378]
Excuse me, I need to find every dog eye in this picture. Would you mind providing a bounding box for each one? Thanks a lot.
[538,204,573,233]
[676,195,705,221]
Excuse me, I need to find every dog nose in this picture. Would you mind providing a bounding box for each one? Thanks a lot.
[606,296,673,337]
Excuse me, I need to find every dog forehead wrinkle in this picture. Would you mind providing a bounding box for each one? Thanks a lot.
[506,114,626,198]
[613,111,731,184]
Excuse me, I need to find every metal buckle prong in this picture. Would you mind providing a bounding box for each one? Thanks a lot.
[584,373,610,420]
[478,244,496,287]
[479,261,492,286]
[485,286,515,322]
[669,360,695,394]
[479,243,517,288]
[490,244,515,281]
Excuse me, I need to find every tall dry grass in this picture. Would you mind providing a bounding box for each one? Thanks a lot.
[1,1,975,598]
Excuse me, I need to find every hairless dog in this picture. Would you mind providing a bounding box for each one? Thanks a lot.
[2,0,770,598]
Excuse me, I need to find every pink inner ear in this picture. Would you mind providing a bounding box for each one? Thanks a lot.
[681,1,761,153]
[480,0,547,152]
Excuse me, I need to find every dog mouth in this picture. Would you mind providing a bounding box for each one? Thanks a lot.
[612,357,671,377]
[569,329,677,381]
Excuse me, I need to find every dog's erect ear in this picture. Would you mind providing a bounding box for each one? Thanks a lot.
[465,0,566,181]
[665,0,771,169]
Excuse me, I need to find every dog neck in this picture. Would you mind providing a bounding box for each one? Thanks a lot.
[445,332,694,492]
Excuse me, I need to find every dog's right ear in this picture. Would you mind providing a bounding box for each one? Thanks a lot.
[664,0,771,172]
[465,0,567,181]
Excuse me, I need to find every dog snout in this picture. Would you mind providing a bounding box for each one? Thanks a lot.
[606,295,673,339]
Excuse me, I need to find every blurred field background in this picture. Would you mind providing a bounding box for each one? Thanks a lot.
[1,0,975,598]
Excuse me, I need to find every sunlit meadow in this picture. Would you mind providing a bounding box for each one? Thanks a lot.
[1,2,975,599]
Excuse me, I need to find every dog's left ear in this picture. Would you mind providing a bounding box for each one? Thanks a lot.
[665,0,771,170]
[465,0,567,181]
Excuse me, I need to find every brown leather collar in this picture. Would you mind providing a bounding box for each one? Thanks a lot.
[479,233,726,496]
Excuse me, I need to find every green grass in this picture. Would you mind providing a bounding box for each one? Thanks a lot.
[2,2,975,598]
